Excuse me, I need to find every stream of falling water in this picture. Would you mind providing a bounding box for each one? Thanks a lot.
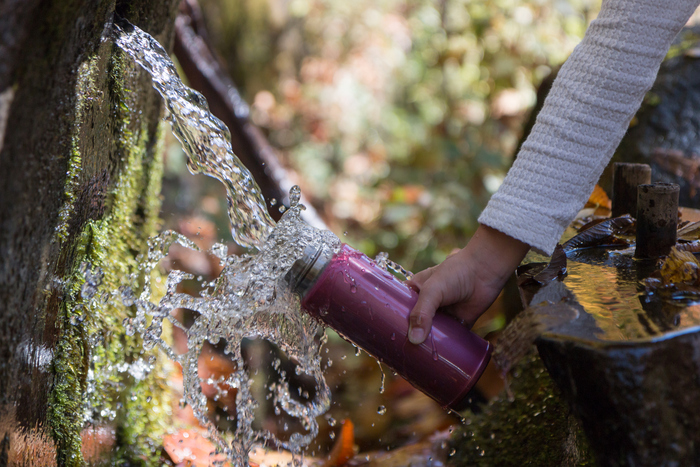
[115,18,273,251]
[113,20,342,465]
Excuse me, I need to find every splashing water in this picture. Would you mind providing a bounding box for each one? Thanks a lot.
[114,19,274,250]
[113,20,343,465]
[123,200,339,463]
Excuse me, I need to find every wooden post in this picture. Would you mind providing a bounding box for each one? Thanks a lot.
[635,183,679,258]
[612,162,651,217]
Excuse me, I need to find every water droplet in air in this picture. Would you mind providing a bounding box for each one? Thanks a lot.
[289,185,301,206]
[120,286,135,307]
[377,405,386,415]
[329,431,336,440]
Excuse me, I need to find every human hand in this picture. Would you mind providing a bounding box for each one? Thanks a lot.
[406,224,529,344]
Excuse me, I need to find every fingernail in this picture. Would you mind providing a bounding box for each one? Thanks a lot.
[409,327,425,344]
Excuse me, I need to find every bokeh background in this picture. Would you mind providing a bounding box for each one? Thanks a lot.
[159,0,606,461]
[164,0,602,269]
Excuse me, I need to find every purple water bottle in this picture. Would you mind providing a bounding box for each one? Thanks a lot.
[286,243,492,411]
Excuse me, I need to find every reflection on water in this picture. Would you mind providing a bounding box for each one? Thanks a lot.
[524,247,700,343]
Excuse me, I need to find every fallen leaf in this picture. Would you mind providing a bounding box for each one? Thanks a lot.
[517,244,567,288]
[323,419,356,467]
[676,240,700,253]
[163,430,230,467]
[562,215,634,252]
[584,184,611,210]
[677,220,700,240]
[660,247,700,285]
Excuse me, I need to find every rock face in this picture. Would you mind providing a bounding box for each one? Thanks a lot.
[0,1,178,465]
[538,330,700,466]
[448,352,593,467]
[519,249,700,465]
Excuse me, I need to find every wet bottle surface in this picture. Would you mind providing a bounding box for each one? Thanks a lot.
[287,243,492,411]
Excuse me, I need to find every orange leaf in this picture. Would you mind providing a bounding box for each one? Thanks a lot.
[163,430,229,467]
[324,419,356,467]
[585,184,611,209]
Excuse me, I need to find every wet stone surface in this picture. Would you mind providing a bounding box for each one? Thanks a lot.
[0,1,179,464]
[521,241,700,465]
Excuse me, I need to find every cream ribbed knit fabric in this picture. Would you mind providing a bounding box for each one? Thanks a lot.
[478,0,700,256]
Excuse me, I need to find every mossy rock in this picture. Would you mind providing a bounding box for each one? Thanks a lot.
[448,351,594,467]
[0,1,179,465]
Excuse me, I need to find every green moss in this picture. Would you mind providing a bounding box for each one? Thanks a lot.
[448,352,594,467]
[53,58,99,245]
[48,48,172,465]
[47,56,101,467]
[80,122,171,465]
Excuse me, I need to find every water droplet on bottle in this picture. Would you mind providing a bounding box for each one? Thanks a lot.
[350,285,357,293]
[433,350,439,361]
[449,449,456,457]
[377,405,386,415]
[390,332,396,341]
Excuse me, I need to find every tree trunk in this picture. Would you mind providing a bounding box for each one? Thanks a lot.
[0,1,179,464]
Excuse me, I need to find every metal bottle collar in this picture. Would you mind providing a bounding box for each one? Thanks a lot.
[285,244,333,297]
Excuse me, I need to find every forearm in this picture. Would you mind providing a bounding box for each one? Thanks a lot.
[480,0,700,256]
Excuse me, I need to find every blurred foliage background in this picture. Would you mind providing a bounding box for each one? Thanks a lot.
[172,0,601,270]
[156,0,607,458]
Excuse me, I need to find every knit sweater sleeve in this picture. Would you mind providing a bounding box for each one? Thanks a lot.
[478,0,700,256]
